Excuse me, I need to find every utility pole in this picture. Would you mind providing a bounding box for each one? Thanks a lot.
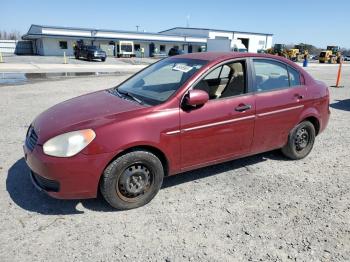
[136,25,140,32]
[91,30,97,45]
[186,15,190,28]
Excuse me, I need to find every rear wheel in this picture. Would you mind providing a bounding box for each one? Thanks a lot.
[100,150,164,210]
[281,121,315,160]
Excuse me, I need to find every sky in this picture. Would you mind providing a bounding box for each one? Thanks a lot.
[1,0,350,48]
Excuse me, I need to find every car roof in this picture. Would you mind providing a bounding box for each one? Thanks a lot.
[174,52,300,67]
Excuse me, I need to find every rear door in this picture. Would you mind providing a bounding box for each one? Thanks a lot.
[180,59,256,170]
[251,58,306,153]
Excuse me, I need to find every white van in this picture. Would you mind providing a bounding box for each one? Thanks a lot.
[117,41,135,58]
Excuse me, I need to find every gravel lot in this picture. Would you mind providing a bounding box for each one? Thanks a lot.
[0,64,349,261]
[1,54,157,65]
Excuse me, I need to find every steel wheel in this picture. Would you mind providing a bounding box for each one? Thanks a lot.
[116,163,154,202]
[294,127,310,151]
[100,150,164,209]
[281,121,316,160]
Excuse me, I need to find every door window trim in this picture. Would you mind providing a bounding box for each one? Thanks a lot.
[181,58,253,106]
[286,65,302,87]
[250,57,304,94]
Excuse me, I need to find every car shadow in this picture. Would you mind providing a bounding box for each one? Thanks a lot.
[162,151,283,189]
[330,99,350,112]
[7,151,285,215]
[6,158,116,215]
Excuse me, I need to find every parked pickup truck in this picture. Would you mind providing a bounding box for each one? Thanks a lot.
[344,56,350,61]
[74,45,106,62]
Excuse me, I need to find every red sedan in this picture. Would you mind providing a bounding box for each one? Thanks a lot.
[24,52,330,209]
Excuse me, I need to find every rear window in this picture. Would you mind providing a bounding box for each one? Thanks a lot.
[288,66,301,86]
[121,44,132,52]
[87,46,98,50]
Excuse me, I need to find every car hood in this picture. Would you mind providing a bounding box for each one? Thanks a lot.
[33,90,144,144]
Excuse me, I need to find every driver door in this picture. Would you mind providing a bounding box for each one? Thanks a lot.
[180,60,255,170]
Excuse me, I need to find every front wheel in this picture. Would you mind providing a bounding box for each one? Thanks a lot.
[101,57,106,62]
[100,150,164,210]
[281,121,316,160]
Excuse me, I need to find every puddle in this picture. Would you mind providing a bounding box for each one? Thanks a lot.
[0,72,128,85]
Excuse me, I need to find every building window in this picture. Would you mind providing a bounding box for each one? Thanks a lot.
[160,45,166,52]
[134,44,141,51]
[59,41,68,49]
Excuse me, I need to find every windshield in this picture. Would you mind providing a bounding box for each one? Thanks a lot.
[121,44,132,52]
[116,58,208,105]
[87,46,101,51]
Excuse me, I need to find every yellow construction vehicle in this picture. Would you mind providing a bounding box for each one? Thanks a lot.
[267,44,288,58]
[287,48,299,61]
[287,45,308,62]
[319,46,341,64]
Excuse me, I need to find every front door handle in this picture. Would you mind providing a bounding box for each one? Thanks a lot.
[294,94,304,100]
[235,104,252,112]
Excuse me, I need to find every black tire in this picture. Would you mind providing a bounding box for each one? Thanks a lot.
[281,121,316,160]
[87,55,92,61]
[100,150,164,210]
[101,58,106,62]
[75,55,79,59]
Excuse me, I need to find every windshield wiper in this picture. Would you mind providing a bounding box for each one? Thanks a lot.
[116,89,144,105]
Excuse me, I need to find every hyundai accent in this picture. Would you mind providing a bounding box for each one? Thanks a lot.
[24,52,330,209]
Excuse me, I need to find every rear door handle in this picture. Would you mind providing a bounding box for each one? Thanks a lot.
[235,104,252,112]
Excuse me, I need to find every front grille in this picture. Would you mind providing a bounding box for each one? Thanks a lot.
[25,126,38,151]
[32,172,60,192]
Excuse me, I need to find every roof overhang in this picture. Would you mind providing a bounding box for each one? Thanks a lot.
[160,27,273,37]
[23,25,207,44]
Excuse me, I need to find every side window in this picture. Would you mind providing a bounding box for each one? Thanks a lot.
[204,66,221,80]
[195,61,246,99]
[219,65,231,78]
[288,66,301,86]
[253,59,289,92]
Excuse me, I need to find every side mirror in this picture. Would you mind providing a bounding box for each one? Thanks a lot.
[184,89,209,107]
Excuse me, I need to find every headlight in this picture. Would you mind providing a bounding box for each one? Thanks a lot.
[43,129,96,157]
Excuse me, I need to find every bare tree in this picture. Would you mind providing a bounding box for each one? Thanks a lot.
[0,30,21,40]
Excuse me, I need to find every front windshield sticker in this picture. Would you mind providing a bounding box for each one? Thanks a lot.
[172,64,193,73]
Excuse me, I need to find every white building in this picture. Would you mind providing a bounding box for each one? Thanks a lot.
[22,24,273,57]
[160,27,273,53]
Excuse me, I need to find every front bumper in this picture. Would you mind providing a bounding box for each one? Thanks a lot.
[92,54,106,59]
[30,171,60,192]
[24,144,113,199]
